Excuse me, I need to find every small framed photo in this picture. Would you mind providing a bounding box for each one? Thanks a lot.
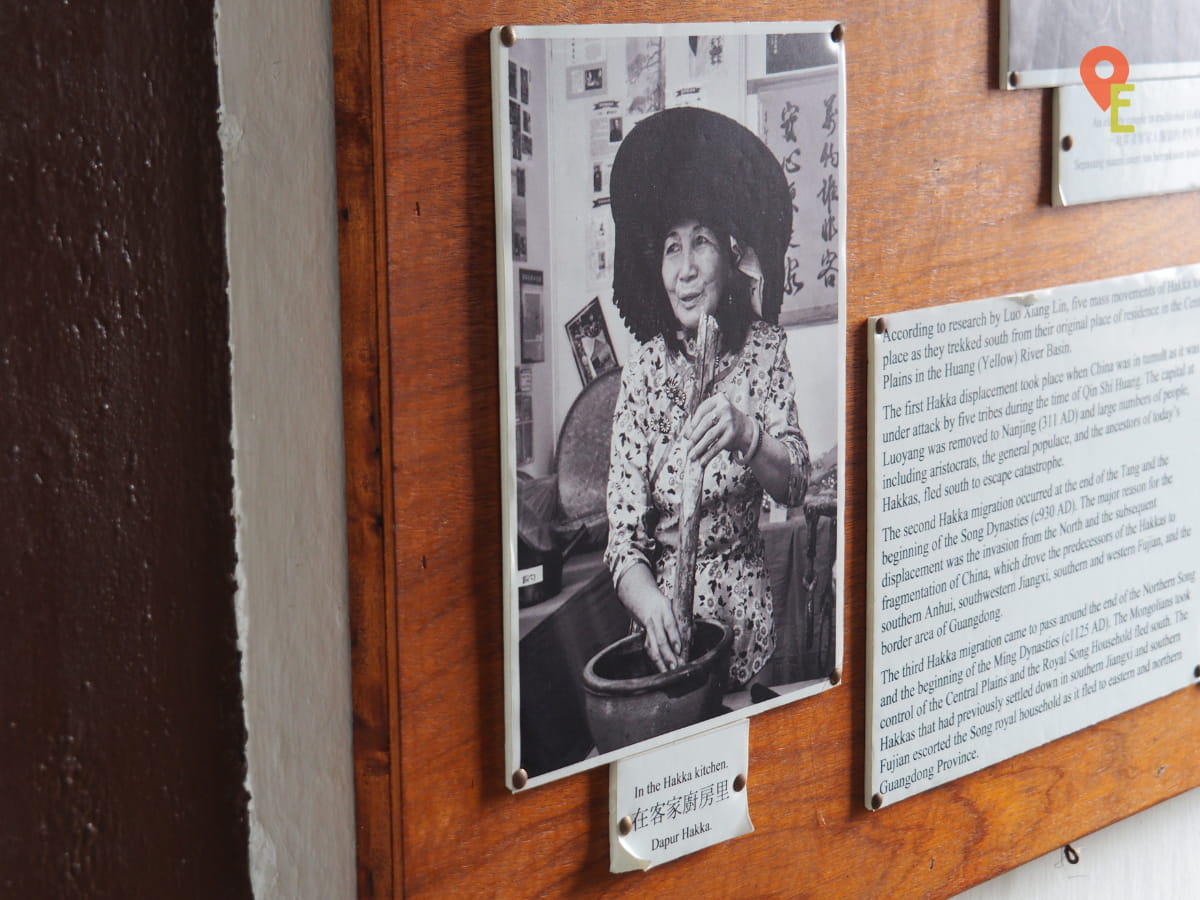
[564,298,618,386]
[518,268,544,363]
[567,61,608,98]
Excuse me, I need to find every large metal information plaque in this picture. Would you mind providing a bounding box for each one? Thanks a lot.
[867,265,1200,807]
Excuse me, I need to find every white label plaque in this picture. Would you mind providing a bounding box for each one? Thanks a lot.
[1054,76,1200,206]
[610,720,752,872]
[867,265,1200,807]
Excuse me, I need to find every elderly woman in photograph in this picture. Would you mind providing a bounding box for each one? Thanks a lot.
[604,106,810,688]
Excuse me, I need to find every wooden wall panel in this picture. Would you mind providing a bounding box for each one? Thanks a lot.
[334,0,1200,896]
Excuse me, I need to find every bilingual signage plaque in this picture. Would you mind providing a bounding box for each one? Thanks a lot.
[610,720,752,872]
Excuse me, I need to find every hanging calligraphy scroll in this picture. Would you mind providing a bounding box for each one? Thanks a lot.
[750,44,841,327]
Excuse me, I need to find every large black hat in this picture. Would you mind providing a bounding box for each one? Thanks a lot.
[609,106,793,342]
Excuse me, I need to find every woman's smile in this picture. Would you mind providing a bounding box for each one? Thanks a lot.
[661,220,730,334]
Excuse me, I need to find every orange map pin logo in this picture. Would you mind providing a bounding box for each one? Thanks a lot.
[1080,46,1130,111]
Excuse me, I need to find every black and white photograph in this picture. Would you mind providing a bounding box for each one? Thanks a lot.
[1003,0,1200,87]
[493,23,846,789]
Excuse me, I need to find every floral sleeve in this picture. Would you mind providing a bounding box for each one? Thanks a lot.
[604,349,658,587]
[760,329,811,507]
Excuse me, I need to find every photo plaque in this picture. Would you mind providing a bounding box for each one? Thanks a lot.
[493,22,847,790]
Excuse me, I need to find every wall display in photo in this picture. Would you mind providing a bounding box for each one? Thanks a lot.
[523,109,532,135]
[568,36,606,66]
[565,298,619,386]
[518,268,544,362]
[587,210,612,288]
[589,100,623,157]
[608,116,623,144]
[752,52,841,326]
[688,34,726,79]
[766,31,838,75]
[509,60,518,99]
[670,84,706,108]
[1002,0,1200,89]
[492,22,847,791]
[866,264,1200,807]
[625,37,665,116]
[521,133,533,159]
[520,66,531,104]
[511,120,522,161]
[516,365,534,394]
[515,392,534,465]
[568,62,607,98]
[513,165,526,199]
[511,193,527,262]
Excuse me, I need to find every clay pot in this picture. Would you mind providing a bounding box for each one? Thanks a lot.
[581,619,733,753]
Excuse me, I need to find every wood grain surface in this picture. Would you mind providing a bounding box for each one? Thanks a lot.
[334,1,1200,897]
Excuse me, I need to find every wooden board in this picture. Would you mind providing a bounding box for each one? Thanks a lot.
[333,2,1200,897]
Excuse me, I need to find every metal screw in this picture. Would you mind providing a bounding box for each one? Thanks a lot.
[830,667,842,686]
[512,768,528,789]
[1061,135,1074,152]
[875,317,887,334]
[733,773,747,792]
[1008,71,1019,87]
[871,792,883,810]
[500,26,516,47]
[618,816,633,836]
[831,24,845,43]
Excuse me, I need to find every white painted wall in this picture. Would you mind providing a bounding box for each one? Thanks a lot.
[216,1,356,897]
[211,3,1199,898]
[957,786,1200,900]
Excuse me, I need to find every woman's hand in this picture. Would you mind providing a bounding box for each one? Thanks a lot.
[617,564,683,672]
[687,394,752,468]
[688,392,798,504]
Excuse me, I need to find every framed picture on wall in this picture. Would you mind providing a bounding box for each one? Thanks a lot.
[492,22,847,791]
[519,268,544,362]
[565,298,618,385]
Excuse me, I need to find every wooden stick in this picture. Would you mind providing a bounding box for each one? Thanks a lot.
[672,314,721,659]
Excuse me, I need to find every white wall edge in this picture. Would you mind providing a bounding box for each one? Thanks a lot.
[214,0,356,897]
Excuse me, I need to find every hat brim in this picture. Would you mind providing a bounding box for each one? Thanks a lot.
[609,107,793,342]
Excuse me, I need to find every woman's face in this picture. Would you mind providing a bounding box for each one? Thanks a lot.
[660,220,730,334]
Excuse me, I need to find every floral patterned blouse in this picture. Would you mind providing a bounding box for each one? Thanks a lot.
[604,320,810,688]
